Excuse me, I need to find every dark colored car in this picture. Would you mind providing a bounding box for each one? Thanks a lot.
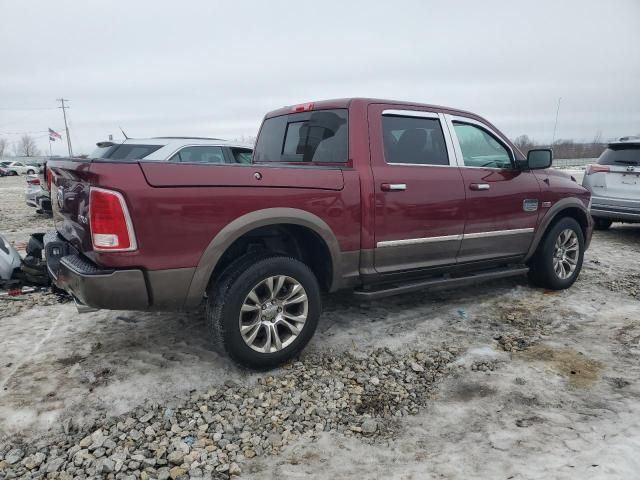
[45,99,592,368]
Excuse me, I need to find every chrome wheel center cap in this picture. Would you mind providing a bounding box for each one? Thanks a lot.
[262,303,279,321]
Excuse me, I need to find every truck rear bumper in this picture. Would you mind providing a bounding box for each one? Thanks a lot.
[44,232,195,311]
[51,252,150,310]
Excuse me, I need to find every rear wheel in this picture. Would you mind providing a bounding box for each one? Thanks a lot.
[206,254,321,369]
[593,217,612,230]
[528,217,584,290]
[27,169,35,175]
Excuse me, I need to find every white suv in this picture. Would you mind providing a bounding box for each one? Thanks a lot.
[90,137,253,164]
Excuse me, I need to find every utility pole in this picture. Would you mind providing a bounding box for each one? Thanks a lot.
[551,97,561,150]
[57,98,73,157]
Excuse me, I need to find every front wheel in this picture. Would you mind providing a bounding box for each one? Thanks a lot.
[206,254,321,369]
[27,169,35,175]
[528,217,585,290]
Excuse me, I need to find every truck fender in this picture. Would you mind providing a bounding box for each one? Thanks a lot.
[524,197,592,262]
[185,208,342,308]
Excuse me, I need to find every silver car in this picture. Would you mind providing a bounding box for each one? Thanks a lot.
[582,136,640,230]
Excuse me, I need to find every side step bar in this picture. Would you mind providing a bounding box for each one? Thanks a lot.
[353,266,529,300]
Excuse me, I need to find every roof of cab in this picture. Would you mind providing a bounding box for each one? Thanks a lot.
[263,97,480,120]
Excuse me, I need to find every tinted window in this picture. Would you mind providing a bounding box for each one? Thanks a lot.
[598,145,640,166]
[231,148,253,164]
[382,115,449,165]
[90,144,163,160]
[169,146,226,164]
[453,123,512,168]
[254,109,348,163]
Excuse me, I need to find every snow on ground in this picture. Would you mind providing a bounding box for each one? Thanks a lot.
[1,174,640,478]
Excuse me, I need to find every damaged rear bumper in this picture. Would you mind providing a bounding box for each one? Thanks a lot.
[45,233,149,310]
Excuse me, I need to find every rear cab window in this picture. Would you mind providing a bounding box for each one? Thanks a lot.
[254,109,348,164]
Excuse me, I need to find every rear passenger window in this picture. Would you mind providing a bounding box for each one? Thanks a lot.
[169,146,226,164]
[382,115,449,165]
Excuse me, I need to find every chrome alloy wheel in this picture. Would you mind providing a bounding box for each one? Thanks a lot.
[553,229,579,280]
[239,275,308,353]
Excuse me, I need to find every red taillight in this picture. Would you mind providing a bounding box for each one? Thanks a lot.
[89,187,137,251]
[292,102,314,113]
[586,164,610,175]
[27,177,40,186]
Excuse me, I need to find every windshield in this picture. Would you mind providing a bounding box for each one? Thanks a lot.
[598,145,640,166]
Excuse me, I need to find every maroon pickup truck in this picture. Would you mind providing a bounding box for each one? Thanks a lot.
[46,98,592,368]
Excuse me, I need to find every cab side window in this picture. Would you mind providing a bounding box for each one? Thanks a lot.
[452,122,512,169]
[382,115,449,166]
[169,146,226,164]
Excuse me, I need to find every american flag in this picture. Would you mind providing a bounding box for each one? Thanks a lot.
[49,128,62,141]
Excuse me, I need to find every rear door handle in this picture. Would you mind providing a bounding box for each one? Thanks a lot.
[381,183,407,192]
[469,183,490,191]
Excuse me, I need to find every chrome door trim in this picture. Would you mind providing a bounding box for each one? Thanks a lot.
[377,228,534,248]
[441,114,516,169]
[382,109,440,119]
[377,234,463,248]
[462,228,534,239]
[386,183,407,191]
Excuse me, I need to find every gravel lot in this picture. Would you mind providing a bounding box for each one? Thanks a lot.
[1,174,640,479]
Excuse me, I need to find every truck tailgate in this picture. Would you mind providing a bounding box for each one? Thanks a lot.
[139,163,345,190]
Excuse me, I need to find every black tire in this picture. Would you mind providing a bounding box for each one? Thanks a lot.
[10,171,18,176]
[593,217,612,230]
[27,169,35,175]
[206,254,321,369]
[27,234,45,259]
[528,217,585,290]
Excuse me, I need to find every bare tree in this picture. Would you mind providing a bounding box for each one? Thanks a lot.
[15,134,40,157]
[513,134,536,154]
[0,137,9,158]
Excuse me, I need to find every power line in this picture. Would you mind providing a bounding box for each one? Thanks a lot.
[57,98,73,157]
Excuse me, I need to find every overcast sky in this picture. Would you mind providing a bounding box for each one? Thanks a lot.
[1,0,639,156]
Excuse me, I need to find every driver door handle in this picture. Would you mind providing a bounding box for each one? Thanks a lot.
[469,183,490,191]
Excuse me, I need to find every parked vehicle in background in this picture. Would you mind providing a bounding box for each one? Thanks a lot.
[25,162,44,173]
[582,136,640,229]
[3,161,38,175]
[25,175,42,208]
[25,174,52,214]
[0,166,9,177]
[45,99,592,368]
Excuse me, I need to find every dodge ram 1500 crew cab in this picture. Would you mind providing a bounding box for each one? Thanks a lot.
[45,98,593,368]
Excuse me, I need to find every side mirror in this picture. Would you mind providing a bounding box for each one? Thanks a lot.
[527,148,552,170]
